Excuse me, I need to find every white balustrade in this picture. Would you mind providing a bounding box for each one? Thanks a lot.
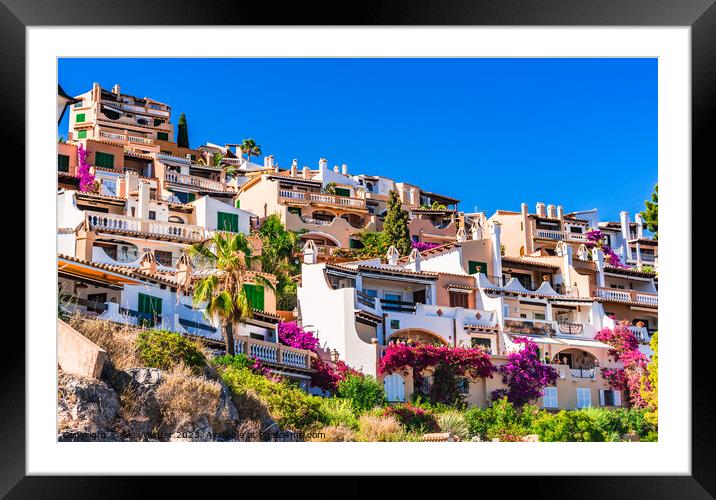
[165,171,227,192]
[536,230,565,240]
[635,293,658,306]
[249,342,279,364]
[595,288,631,302]
[279,190,306,200]
[86,211,208,241]
[86,212,141,232]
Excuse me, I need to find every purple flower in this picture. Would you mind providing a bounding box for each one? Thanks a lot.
[277,321,319,352]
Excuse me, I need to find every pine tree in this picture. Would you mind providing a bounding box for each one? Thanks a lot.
[640,184,658,239]
[177,113,189,148]
[383,189,412,257]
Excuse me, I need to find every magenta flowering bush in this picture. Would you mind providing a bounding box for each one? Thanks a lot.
[379,343,496,406]
[310,357,361,392]
[596,320,649,407]
[76,144,96,193]
[585,229,628,268]
[490,337,559,408]
[382,403,439,432]
[411,241,441,252]
[277,321,319,352]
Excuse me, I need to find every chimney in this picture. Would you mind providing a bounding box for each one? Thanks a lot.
[410,187,419,205]
[592,247,605,288]
[547,204,556,218]
[112,83,120,95]
[319,158,328,171]
[536,202,546,217]
[290,160,298,178]
[266,155,274,168]
[557,242,573,292]
[175,252,193,289]
[490,222,502,278]
[302,166,310,179]
[408,248,422,272]
[635,213,644,239]
[303,239,318,265]
[386,246,399,266]
[264,156,270,168]
[521,203,529,217]
[456,227,467,242]
[557,205,564,220]
[138,181,151,219]
[341,164,348,175]
[620,211,632,260]
[139,250,157,275]
[333,165,340,173]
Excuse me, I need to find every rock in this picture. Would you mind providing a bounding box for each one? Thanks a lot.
[57,371,121,441]
[170,415,213,442]
[521,434,539,442]
[212,381,241,432]
[422,432,459,442]
[127,368,163,386]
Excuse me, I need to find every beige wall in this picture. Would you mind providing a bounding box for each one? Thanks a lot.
[57,319,107,379]
[491,213,527,257]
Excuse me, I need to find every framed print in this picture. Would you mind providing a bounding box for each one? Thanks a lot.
[4,0,713,495]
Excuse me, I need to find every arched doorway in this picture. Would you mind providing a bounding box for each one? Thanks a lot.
[551,348,598,379]
[386,328,448,346]
[383,373,405,402]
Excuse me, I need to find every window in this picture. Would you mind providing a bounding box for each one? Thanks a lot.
[576,388,592,408]
[536,220,561,230]
[157,132,169,141]
[569,226,583,234]
[137,293,162,326]
[242,284,265,311]
[349,238,364,249]
[235,199,241,209]
[154,118,163,127]
[600,389,621,407]
[390,319,400,330]
[74,101,83,108]
[385,293,401,302]
[217,211,239,232]
[468,260,488,275]
[154,250,173,266]
[363,289,378,297]
[58,154,70,172]
[335,187,351,197]
[449,291,469,308]
[75,113,86,123]
[542,387,558,408]
[77,130,87,139]
[534,312,546,320]
[471,337,492,353]
[148,211,156,220]
[456,377,470,394]
[94,152,114,169]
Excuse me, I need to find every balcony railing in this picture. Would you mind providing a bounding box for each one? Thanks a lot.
[535,229,588,242]
[380,298,417,313]
[629,325,651,343]
[234,336,314,370]
[593,287,657,306]
[85,211,209,242]
[98,130,154,145]
[557,322,584,335]
[165,171,230,192]
[570,368,596,379]
[503,318,556,336]
[101,99,170,117]
[356,290,377,309]
[278,189,366,209]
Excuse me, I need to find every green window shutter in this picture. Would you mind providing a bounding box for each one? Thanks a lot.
[235,199,241,209]
[138,293,162,324]
[187,193,196,203]
[157,132,169,141]
[335,187,350,197]
[58,154,70,172]
[468,260,488,275]
[77,130,87,139]
[217,211,239,232]
[243,284,265,311]
[76,113,86,123]
[94,152,114,169]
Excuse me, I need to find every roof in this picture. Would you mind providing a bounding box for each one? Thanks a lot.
[58,253,179,288]
[397,241,460,264]
[502,255,561,270]
[326,262,439,280]
[58,84,81,104]
[420,190,460,203]
[603,265,657,278]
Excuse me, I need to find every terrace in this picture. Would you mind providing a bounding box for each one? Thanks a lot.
[592,286,658,306]
[85,211,209,242]
[278,189,366,209]
[165,171,231,193]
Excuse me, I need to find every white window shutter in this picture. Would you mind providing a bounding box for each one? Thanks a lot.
[599,389,605,406]
[614,390,621,407]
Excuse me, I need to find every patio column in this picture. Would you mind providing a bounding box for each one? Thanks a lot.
[545,302,553,321]
[592,247,605,288]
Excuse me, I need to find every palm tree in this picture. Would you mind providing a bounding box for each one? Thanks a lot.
[189,232,274,355]
[241,138,262,165]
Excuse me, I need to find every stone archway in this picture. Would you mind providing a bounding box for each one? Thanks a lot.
[386,328,448,346]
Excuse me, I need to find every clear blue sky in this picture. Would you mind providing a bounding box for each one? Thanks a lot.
[58,58,657,222]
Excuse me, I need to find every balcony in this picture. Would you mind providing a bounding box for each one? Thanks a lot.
[85,211,209,242]
[629,325,651,343]
[535,229,588,242]
[98,130,154,145]
[556,321,584,335]
[593,287,658,306]
[234,336,315,370]
[503,318,556,336]
[100,99,170,118]
[278,189,366,209]
[165,171,231,193]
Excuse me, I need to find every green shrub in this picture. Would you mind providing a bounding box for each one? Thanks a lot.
[336,374,386,414]
[213,353,258,371]
[319,398,359,430]
[533,410,605,442]
[464,397,532,440]
[382,403,439,433]
[410,394,453,414]
[437,411,470,440]
[135,329,205,371]
[355,415,406,442]
[218,364,323,432]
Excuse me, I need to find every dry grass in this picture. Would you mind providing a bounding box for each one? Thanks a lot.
[118,382,154,422]
[311,425,356,442]
[236,419,262,442]
[355,415,405,442]
[69,315,142,370]
[155,363,221,428]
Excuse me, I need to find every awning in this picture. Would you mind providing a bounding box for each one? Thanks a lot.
[553,337,613,350]
[505,334,564,345]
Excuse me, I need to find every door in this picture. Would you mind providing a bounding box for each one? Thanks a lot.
[384,373,405,402]
[412,289,426,304]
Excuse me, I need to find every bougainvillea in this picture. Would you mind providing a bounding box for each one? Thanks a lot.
[76,144,97,193]
[585,229,627,268]
[277,321,319,352]
[310,358,362,393]
[379,343,496,406]
[381,403,439,432]
[411,240,441,252]
[595,320,650,408]
[490,337,559,408]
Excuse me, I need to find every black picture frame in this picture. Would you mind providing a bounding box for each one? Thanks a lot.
[4,0,711,496]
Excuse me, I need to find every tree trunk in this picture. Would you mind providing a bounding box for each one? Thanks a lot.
[225,321,235,355]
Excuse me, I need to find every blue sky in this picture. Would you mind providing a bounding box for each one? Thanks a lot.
[58,58,657,222]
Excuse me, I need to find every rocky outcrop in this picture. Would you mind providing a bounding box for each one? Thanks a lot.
[57,370,120,441]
